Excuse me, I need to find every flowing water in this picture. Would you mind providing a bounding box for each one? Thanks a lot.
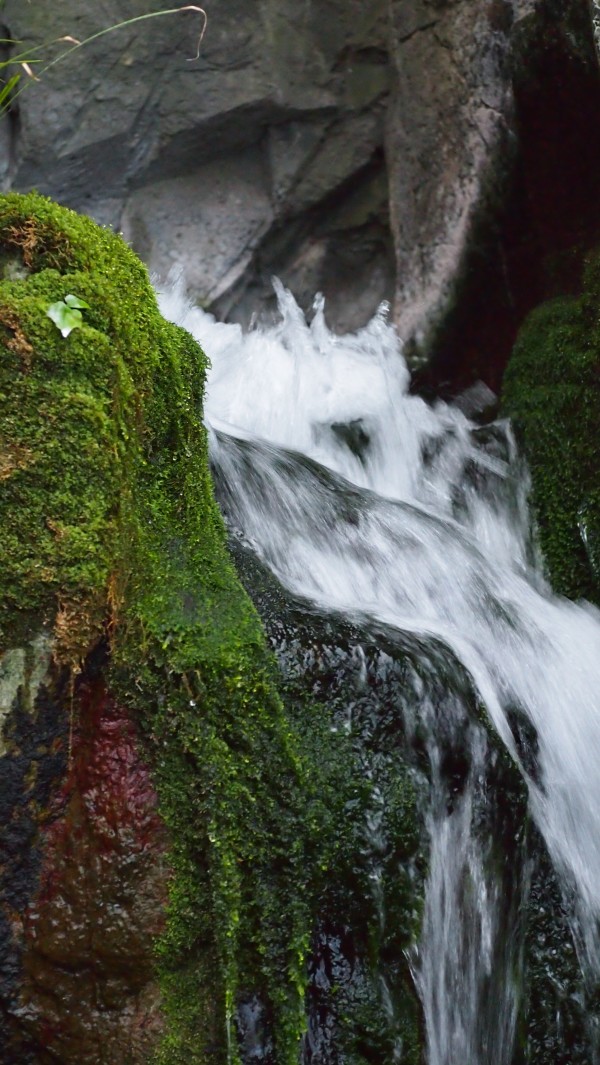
[160,279,600,1062]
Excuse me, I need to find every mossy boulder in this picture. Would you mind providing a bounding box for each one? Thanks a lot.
[502,251,600,603]
[0,191,327,1063]
[501,245,600,1063]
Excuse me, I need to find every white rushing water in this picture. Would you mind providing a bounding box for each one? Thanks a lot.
[160,279,600,1059]
[414,724,520,1065]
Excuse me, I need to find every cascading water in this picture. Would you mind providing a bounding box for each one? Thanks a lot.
[160,278,600,1062]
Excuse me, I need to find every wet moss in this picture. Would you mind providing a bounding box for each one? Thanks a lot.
[501,245,600,1063]
[230,544,428,1060]
[0,191,430,1063]
[0,192,324,1063]
[501,251,600,602]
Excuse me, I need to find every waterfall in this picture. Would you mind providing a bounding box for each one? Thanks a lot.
[160,279,600,1061]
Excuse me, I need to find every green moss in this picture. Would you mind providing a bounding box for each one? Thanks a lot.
[501,251,600,602]
[0,192,324,1063]
[0,192,428,1063]
[268,614,425,1063]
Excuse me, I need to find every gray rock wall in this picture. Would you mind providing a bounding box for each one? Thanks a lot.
[1,0,393,331]
[386,0,518,358]
[1,0,598,357]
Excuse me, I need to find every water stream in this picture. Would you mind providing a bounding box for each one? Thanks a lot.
[160,279,600,1062]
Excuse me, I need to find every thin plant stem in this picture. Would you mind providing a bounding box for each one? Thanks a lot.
[0,5,207,114]
[40,6,208,74]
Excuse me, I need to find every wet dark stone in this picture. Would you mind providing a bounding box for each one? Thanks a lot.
[236,996,275,1063]
[0,656,69,1056]
[522,831,596,1065]
[229,536,532,1064]
[330,420,371,462]
[506,705,542,788]
[0,641,169,1065]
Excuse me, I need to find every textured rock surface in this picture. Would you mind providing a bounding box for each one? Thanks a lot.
[2,0,599,360]
[0,633,68,1058]
[0,640,167,1065]
[1,0,393,332]
[385,0,517,358]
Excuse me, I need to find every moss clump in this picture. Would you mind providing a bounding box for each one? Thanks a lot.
[0,192,325,1062]
[501,251,600,602]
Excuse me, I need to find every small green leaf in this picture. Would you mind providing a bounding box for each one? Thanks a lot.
[47,300,84,338]
[64,293,90,309]
[46,294,90,337]
[0,74,20,114]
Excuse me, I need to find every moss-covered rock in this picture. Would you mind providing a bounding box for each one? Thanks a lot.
[227,539,427,1062]
[0,191,329,1063]
[502,246,600,1064]
[501,251,600,603]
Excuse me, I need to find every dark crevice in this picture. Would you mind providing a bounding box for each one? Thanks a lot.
[398,19,439,45]
[333,45,390,71]
[411,0,600,400]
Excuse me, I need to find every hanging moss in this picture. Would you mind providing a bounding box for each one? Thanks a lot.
[501,250,600,603]
[0,191,333,1063]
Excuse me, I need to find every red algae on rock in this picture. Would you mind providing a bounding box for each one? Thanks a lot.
[18,657,168,1065]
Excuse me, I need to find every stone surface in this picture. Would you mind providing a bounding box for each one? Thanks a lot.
[2,0,599,358]
[18,662,168,1065]
[0,636,168,1065]
[385,0,516,359]
[1,0,393,329]
[121,148,275,302]
[0,633,67,1060]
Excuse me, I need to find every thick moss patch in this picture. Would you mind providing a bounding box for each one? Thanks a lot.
[0,192,331,1063]
[502,251,600,602]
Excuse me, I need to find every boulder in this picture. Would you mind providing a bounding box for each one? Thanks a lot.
[2,0,599,369]
[0,191,327,1063]
[502,250,600,604]
[1,0,393,330]
[385,0,519,359]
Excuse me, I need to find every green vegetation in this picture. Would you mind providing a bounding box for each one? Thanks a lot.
[0,191,315,1063]
[502,251,600,603]
[46,292,90,337]
[0,191,425,1063]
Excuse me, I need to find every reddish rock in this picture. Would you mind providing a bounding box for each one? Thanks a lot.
[4,651,169,1065]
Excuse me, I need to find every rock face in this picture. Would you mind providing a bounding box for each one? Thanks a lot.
[0,0,394,333]
[0,638,167,1065]
[2,0,598,367]
[386,0,600,377]
[1,192,341,1064]
[385,0,518,359]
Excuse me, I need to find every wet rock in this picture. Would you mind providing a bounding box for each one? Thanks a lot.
[17,666,167,1065]
[0,634,69,1060]
[451,380,498,422]
[523,830,596,1065]
[227,537,531,1064]
[0,636,168,1065]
